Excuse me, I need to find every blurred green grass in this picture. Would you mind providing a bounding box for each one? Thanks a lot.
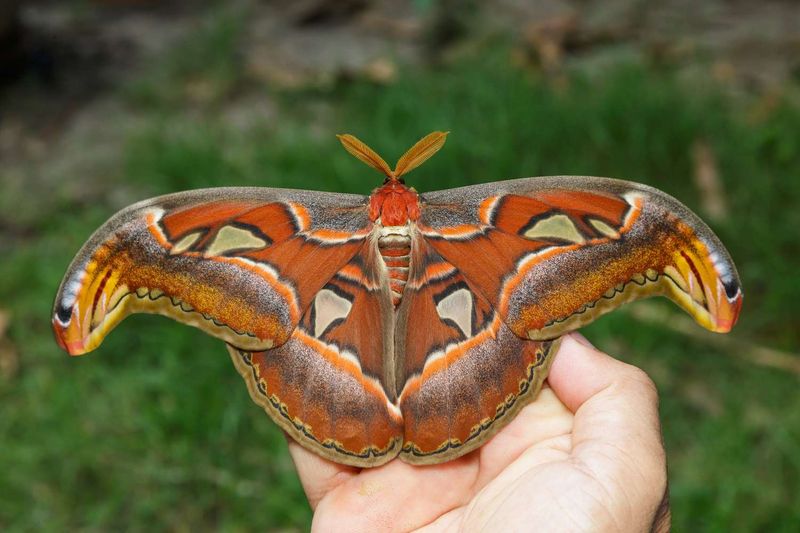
[1,37,799,531]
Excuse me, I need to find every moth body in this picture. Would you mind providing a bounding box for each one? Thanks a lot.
[369,180,421,226]
[376,223,413,307]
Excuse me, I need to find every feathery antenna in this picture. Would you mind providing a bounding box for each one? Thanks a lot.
[337,131,449,180]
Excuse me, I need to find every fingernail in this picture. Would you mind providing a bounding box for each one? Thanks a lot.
[570,332,596,349]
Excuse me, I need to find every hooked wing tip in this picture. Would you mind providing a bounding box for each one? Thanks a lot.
[664,249,743,334]
[51,283,120,357]
[710,284,743,333]
[52,311,89,356]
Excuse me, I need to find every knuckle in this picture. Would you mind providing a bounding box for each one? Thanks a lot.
[618,364,659,401]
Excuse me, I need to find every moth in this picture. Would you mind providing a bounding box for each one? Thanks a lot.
[53,132,742,467]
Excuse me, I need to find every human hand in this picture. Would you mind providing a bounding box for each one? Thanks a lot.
[288,333,670,532]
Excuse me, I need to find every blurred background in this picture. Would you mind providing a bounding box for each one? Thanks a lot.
[1,0,799,530]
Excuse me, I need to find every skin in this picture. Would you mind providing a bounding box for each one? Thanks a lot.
[289,333,670,532]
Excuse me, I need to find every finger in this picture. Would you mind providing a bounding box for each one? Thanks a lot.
[475,385,574,485]
[546,333,647,412]
[290,437,476,528]
[548,333,668,529]
[286,438,359,509]
[311,457,478,532]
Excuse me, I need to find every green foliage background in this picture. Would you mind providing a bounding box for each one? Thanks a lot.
[1,10,799,532]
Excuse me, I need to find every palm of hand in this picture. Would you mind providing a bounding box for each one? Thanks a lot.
[289,335,669,532]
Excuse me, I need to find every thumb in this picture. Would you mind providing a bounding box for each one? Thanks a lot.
[287,438,359,510]
[548,333,669,531]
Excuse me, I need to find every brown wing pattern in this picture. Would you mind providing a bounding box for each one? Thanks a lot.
[229,243,404,467]
[395,237,559,464]
[419,176,742,341]
[53,175,743,469]
[53,188,371,355]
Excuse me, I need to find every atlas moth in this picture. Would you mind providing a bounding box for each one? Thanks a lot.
[53,131,742,467]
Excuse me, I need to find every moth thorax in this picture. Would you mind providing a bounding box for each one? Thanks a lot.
[377,225,412,307]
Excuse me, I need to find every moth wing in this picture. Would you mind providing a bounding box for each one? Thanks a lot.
[53,187,372,354]
[418,176,742,341]
[395,237,558,464]
[229,241,404,467]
